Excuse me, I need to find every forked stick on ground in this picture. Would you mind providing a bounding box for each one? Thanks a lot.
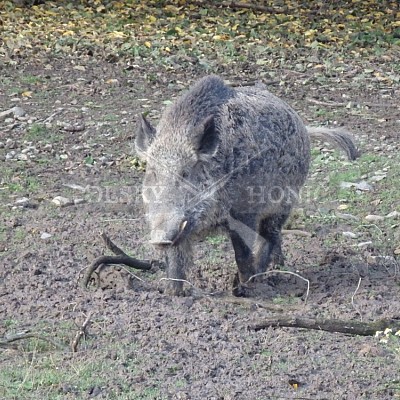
[82,232,153,288]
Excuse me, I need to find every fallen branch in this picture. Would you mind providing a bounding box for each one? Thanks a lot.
[249,316,400,336]
[71,312,92,352]
[0,331,68,350]
[82,233,153,288]
[187,1,287,14]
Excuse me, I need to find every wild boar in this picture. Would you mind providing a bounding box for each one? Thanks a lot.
[135,75,358,295]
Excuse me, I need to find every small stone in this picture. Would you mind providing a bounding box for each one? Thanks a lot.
[339,181,372,191]
[340,181,356,188]
[18,153,29,161]
[15,197,30,206]
[367,255,396,264]
[59,154,69,160]
[51,196,73,207]
[386,211,400,219]
[342,231,358,239]
[336,213,359,221]
[40,232,52,240]
[358,241,372,248]
[13,106,26,117]
[355,181,373,191]
[369,175,386,183]
[365,214,384,222]
[74,198,86,205]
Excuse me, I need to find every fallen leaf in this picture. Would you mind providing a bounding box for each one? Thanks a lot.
[106,79,119,84]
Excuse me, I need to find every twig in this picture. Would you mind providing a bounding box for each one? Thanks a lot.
[42,109,63,123]
[0,331,68,351]
[0,108,17,120]
[307,98,347,107]
[82,233,152,288]
[71,312,93,352]
[120,266,146,283]
[159,277,195,287]
[229,80,279,87]
[244,270,310,304]
[282,229,312,237]
[351,277,363,320]
[249,317,400,336]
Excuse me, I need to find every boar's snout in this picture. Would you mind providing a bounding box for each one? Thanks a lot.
[149,215,189,247]
[149,229,174,246]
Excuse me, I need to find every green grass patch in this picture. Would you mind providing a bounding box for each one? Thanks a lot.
[20,75,44,85]
[304,149,400,256]
[23,124,47,141]
[0,339,154,400]
[206,234,226,246]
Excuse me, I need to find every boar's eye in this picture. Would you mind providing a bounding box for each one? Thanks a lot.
[181,169,190,179]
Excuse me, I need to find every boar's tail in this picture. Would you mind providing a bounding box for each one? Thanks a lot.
[307,126,360,160]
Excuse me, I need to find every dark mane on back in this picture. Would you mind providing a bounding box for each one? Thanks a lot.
[161,75,234,128]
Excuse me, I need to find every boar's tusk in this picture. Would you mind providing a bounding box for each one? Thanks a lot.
[149,239,173,245]
[180,220,188,233]
[171,220,188,245]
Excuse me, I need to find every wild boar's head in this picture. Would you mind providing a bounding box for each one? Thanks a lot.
[135,113,220,248]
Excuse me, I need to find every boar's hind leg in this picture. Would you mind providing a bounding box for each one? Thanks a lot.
[227,213,260,296]
[256,212,290,272]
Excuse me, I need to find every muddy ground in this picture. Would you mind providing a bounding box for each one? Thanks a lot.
[1,53,400,399]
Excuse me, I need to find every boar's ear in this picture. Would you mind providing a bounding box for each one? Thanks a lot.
[135,114,156,158]
[193,115,219,158]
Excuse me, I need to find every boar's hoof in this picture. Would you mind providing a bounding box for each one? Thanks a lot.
[232,273,249,297]
[164,281,185,296]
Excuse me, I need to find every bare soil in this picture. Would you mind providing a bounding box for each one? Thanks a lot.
[1,55,400,399]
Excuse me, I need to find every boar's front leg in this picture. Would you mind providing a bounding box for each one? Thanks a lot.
[227,213,259,296]
[256,211,291,271]
[164,240,193,296]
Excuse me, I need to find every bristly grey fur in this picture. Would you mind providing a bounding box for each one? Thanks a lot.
[135,75,359,295]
